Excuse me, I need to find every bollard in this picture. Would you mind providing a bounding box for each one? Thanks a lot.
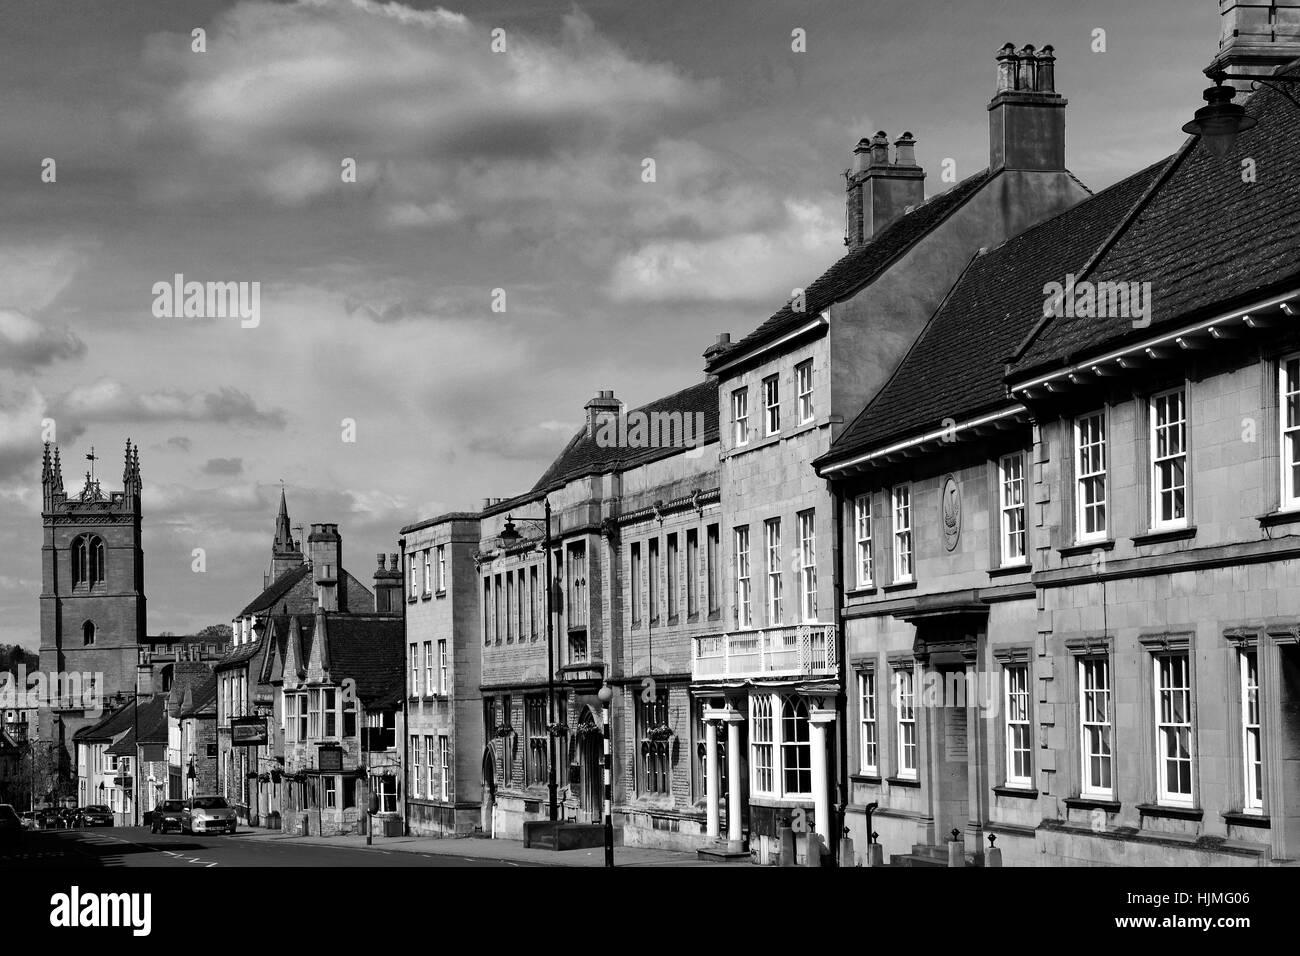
[779,825,796,867]
[986,833,1002,868]
[866,829,884,866]
[839,826,856,867]
[803,831,823,867]
[947,828,965,867]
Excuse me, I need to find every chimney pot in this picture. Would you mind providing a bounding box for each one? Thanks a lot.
[376,552,385,569]
[997,43,1019,91]
[869,131,890,166]
[893,132,918,168]
[584,389,621,438]
[390,552,398,568]
[1017,45,1037,90]
[1036,46,1056,93]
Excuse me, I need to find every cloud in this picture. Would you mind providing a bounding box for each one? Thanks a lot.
[607,199,841,304]
[0,240,97,313]
[123,1,717,207]
[201,457,244,476]
[53,379,287,429]
[0,309,86,371]
[164,436,192,452]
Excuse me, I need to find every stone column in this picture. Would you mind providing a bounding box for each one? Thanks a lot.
[810,706,837,853]
[704,718,720,838]
[726,715,743,845]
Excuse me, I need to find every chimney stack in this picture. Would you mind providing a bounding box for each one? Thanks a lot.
[308,523,342,612]
[373,552,402,614]
[845,130,926,249]
[988,42,1067,173]
[584,389,622,438]
[1210,1,1300,90]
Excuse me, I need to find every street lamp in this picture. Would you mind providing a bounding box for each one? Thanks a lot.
[497,499,560,824]
[1183,70,1300,157]
[596,681,614,868]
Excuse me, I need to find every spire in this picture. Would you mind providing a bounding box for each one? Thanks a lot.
[274,486,293,550]
[42,443,51,482]
[53,445,63,490]
[123,438,142,498]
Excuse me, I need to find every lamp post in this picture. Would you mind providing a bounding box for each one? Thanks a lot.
[498,499,559,823]
[1183,69,1300,157]
[597,681,614,868]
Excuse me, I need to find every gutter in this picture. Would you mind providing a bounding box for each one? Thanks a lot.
[817,404,1028,476]
[706,315,829,376]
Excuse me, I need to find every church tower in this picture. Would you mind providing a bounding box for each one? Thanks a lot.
[265,487,304,589]
[38,440,148,768]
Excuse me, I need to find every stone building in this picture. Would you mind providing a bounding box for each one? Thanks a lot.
[400,513,484,836]
[74,695,167,825]
[174,673,217,798]
[695,41,1091,863]
[37,441,147,778]
[815,10,1300,865]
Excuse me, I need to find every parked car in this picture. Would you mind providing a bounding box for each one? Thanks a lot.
[19,811,39,830]
[74,805,114,827]
[0,805,21,845]
[182,796,237,835]
[150,800,186,834]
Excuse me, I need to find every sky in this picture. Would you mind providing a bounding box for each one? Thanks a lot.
[0,0,1223,648]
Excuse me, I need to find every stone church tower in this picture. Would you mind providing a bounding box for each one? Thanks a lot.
[37,440,147,764]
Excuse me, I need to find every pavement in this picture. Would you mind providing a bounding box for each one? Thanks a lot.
[0,825,739,868]
[236,826,733,867]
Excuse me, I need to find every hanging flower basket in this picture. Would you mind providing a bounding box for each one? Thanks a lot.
[647,724,674,742]
[245,771,259,780]
[270,768,283,783]
[494,724,515,739]
[257,772,270,783]
[546,722,569,737]
[574,715,600,739]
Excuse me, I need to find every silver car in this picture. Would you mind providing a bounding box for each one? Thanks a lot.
[182,795,237,835]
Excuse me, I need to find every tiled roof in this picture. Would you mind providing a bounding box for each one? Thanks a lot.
[237,564,311,618]
[180,674,216,719]
[1012,78,1300,377]
[317,615,404,710]
[74,700,138,742]
[819,160,1168,465]
[706,170,994,373]
[107,697,168,754]
[527,379,719,493]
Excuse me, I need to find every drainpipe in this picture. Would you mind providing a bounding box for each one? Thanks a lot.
[399,536,409,836]
[831,482,849,865]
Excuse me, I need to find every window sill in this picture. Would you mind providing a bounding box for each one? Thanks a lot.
[988,563,1030,579]
[1063,796,1120,813]
[992,785,1039,799]
[421,592,432,601]
[882,580,917,593]
[850,773,882,785]
[1058,539,1114,558]
[1137,802,1203,821]
[707,611,722,622]
[846,586,878,598]
[1222,811,1270,828]
[1258,509,1300,529]
[1131,526,1197,546]
[886,775,920,788]
[406,596,420,605]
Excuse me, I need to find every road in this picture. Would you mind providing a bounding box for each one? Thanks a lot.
[0,827,532,868]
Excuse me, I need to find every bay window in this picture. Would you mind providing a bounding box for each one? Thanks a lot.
[749,692,810,797]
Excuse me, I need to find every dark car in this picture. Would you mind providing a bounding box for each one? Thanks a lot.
[0,805,22,845]
[151,800,186,834]
[182,795,237,835]
[74,805,114,827]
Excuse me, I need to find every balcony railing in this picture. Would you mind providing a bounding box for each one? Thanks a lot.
[692,623,837,680]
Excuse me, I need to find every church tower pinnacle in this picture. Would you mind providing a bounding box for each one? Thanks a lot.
[265,486,304,588]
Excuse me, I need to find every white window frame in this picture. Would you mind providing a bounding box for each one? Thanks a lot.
[891,486,913,584]
[1240,650,1263,813]
[858,671,878,776]
[1281,354,1300,510]
[408,554,419,598]
[423,641,434,699]
[422,549,432,595]
[436,544,447,592]
[410,644,420,697]
[764,518,782,626]
[796,359,814,425]
[439,735,450,801]
[1154,651,1194,807]
[731,387,749,447]
[409,738,421,798]
[748,692,811,798]
[797,510,817,621]
[1149,388,1188,531]
[1074,411,1108,542]
[1004,663,1032,787]
[854,494,873,589]
[438,639,448,696]
[735,526,752,629]
[895,667,917,779]
[1079,657,1114,799]
[999,452,1028,566]
[762,374,780,436]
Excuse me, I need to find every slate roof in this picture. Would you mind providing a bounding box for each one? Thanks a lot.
[317,615,405,709]
[107,696,168,755]
[237,564,311,618]
[706,170,994,372]
[526,379,719,494]
[180,674,217,719]
[1012,77,1300,377]
[818,160,1169,465]
[74,700,139,742]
